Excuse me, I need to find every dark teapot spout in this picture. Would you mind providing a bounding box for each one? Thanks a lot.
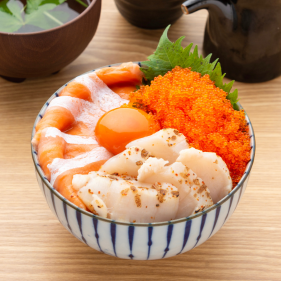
[182,0,234,21]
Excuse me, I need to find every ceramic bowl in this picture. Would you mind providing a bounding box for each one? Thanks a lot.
[31,63,256,260]
[0,0,101,82]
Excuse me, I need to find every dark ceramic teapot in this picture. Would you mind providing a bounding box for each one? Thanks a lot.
[182,0,281,82]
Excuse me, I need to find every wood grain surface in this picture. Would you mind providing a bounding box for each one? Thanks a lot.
[0,1,280,280]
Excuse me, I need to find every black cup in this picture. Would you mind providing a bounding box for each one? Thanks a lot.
[114,0,183,29]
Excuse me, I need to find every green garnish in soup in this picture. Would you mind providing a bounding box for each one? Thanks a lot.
[0,0,90,33]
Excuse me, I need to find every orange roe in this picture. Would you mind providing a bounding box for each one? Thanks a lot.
[130,66,251,186]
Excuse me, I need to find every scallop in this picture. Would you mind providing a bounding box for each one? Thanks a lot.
[137,157,169,182]
[75,172,179,223]
[107,181,179,223]
[72,174,91,190]
[78,187,108,218]
[77,172,113,201]
[126,128,189,163]
[99,146,151,177]
[91,194,108,218]
[77,173,112,216]
[176,169,213,219]
[176,148,232,203]
[137,158,213,218]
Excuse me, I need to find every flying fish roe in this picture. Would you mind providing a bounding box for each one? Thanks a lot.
[130,66,250,186]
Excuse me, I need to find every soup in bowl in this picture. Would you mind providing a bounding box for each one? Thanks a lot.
[0,0,101,81]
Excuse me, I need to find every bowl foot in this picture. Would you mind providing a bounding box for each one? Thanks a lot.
[52,70,61,75]
[0,75,26,83]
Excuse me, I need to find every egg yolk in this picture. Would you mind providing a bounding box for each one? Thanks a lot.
[95,107,159,154]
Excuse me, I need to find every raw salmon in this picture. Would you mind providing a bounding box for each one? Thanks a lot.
[33,107,75,146]
[64,143,98,159]
[33,73,129,146]
[38,134,66,180]
[61,66,140,102]
[37,127,99,180]
[94,62,143,87]
[52,148,112,209]
[60,81,92,101]
[109,83,137,100]
[48,146,112,186]
[65,122,94,137]
[33,63,144,212]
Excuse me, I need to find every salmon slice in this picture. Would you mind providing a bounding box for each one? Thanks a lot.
[109,83,137,100]
[86,73,128,111]
[61,73,132,103]
[54,160,107,210]
[65,122,94,137]
[64,143,98,159]
[48,146,113,185]
[60,81,92,101]
[33,75,129,146]
[32,65,141,210]
[94,62,143,87]
[33,107,75,147]
[32,96,103,146]
[37,127,99,179]
[65,123,85,136]
[38,134,66,180]
[37,129,110,210]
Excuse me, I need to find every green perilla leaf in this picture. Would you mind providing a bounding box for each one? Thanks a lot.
[0,0,87,33]
[25,0,66,14]
[141,25,239,111]
[0,0,23,33]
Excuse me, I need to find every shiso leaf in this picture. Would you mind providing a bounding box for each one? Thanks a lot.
[0,0,23,33]
[6,0,23,22]
[26,0,66,14]
[25,0,45,14]
[0,0,86,33]
[25,3,69,30]
[0,0,13,14]
[227,89,239,110]
[0,11,22,33]
[141,25,239,110]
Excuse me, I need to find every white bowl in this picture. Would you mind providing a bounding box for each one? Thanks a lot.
[31,63,256,260]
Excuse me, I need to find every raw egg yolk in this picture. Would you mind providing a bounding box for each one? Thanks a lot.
[95,107,159,154]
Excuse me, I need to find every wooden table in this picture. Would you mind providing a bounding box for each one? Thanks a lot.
[1,1,280,280]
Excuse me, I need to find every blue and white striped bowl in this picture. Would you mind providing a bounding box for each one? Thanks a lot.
[31,63,256,260]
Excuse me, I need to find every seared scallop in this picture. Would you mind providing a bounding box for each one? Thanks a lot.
[177,148,232,203]
[107,180,179,223]
[75,172,179,222]
[99,146,151,177]
[126,128,189,163]
[137,158,213,218]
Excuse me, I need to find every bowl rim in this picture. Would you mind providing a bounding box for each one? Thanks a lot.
[31,62,256,227]
[0,0,98,36]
